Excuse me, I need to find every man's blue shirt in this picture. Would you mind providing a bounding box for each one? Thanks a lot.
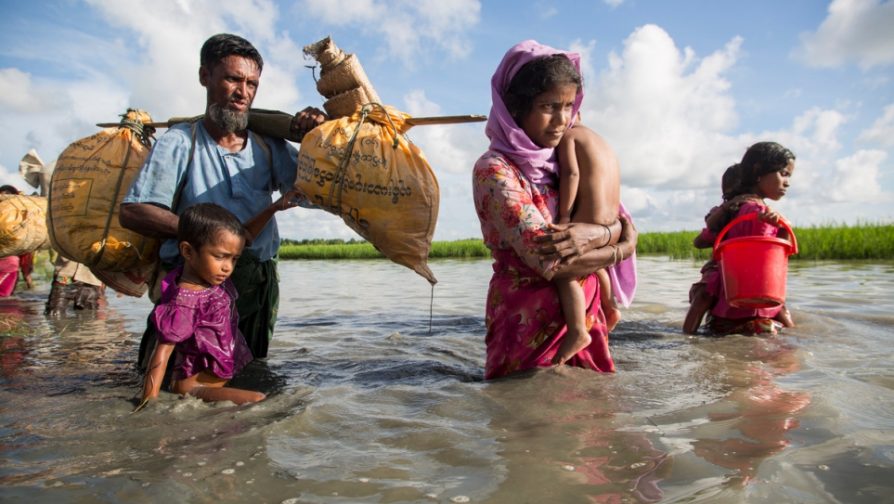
[123,121,298,262]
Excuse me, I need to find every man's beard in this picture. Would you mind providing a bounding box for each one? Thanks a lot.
[207,102,249,133]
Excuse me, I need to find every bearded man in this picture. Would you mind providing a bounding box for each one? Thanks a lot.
[121,33,325,366]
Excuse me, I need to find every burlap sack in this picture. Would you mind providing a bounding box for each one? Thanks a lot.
[323,87,374,120]
[316,54,380,102]
[91,261,154,298]
[49,109,159,274]
[0,194,49,257]
[296,104,439,283]
[304,37,381,119]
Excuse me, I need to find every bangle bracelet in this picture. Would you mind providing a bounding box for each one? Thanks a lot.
[600,223,612,247]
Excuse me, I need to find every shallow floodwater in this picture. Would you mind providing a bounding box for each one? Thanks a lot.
[1,257,892,503]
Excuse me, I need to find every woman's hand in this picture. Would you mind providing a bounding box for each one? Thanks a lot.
[535,219,620,265]
[758,209,786,227]
[534,223,589,264]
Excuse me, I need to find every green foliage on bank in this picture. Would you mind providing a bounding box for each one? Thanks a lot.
[278,238,491,260]
[278,223,894,261]
[637,222,894,260]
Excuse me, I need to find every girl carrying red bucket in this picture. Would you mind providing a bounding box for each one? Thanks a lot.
[687,142,798,336]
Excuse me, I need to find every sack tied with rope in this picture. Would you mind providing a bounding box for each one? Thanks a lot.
[49,109,160,296]
[0,194,49,257]
[296,104,439,284]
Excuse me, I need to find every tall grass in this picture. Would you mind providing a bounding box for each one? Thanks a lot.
[635,223,894,260]
[277,223,893,261]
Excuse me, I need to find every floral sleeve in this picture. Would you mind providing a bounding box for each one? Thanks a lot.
[472,152,559,275]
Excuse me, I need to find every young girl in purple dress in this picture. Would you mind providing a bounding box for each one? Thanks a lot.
[135,203,265,409]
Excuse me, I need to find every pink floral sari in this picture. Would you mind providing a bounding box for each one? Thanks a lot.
[474,151,615,379]
[485,249,614,379]
[0,255,21,297]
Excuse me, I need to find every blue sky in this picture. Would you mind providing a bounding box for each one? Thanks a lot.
[1,0,892,241]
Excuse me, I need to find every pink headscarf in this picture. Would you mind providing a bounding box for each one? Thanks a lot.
[486,40,584,186]
[486,40,638,308]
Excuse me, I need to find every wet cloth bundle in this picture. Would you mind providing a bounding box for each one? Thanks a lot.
[0,194,49,257]
[296,104,439,283]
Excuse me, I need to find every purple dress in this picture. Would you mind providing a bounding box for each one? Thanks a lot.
[153,266,253,381]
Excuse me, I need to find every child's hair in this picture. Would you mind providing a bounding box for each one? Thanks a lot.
[720,164,742,201]
[738,142,796,190]
[178,203,247,250]
[0,185,20,195]
[503,54,581,122]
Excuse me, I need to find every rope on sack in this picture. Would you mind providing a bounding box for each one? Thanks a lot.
[93,109,152,268]
[326,102,402,211]
[118,113,155,148]
[321,103,437,335]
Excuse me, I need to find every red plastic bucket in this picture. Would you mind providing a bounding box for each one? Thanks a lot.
[713,213,798,309]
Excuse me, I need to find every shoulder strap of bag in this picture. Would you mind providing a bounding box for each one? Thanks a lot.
[248,130,274,188]
[170,121,199,213]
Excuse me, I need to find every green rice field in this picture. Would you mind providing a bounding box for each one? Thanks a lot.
[278,223,893,261]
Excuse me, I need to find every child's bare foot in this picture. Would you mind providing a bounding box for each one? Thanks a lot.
[552,326,592,366]
[604,306,621,332]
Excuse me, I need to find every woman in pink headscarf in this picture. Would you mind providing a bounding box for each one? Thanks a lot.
[473,40,638,379]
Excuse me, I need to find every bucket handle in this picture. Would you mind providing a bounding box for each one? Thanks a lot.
[712,212,798,261]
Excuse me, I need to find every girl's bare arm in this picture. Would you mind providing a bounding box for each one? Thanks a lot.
[134,342,175,412]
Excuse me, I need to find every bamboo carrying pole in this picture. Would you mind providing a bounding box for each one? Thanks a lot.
[96,112,486,142]
[96,114,486,129]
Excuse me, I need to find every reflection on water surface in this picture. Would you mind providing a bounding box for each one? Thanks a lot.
[0,258,892,502]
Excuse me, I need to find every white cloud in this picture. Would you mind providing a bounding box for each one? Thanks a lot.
[791,107,847,152]
[398,89,488,240]
[579,25,743,191]
[401,90,486,175]
[0,68,66,113]
[83,0,306,118]
[604,0,626,7]
[859,104,894,146]
[829,149,887,202]
[796,0,894,69]
[564,23,889,232]
[0,0,310,194]
[300,0,481,62]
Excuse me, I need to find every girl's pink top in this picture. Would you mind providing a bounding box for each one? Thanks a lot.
[711,200,783,320]
[153,266,253,381]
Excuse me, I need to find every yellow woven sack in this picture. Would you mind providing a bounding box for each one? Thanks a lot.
[0,194,49,257]
[49,109,159,273]
[296,104,439,284]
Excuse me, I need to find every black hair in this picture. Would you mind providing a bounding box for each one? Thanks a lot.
[503,54,581,121]
[0,185,20,195]
[739,141,796,190]
[178,203,248,251]
[200,33,263,73]
[720,164,742,201]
